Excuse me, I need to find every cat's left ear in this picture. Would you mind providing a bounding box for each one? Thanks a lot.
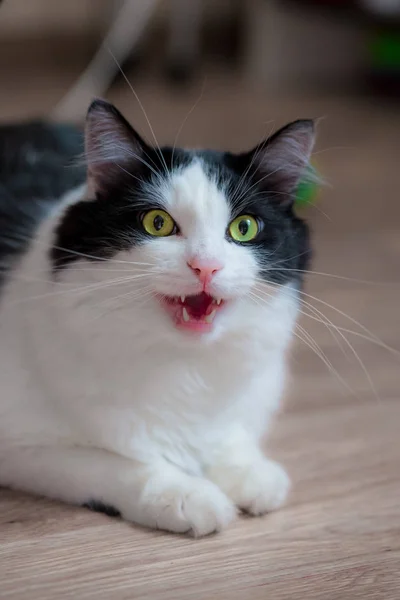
[85,98,149,195]
[244,120,316,204]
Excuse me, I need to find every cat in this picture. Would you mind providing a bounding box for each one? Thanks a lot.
[0,99,315,536]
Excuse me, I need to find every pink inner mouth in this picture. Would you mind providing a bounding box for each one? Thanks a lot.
[160,292,225,333]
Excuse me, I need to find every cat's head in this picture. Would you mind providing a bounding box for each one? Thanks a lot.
[52,99,315,341]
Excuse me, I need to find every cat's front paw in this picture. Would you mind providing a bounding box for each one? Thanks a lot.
[138,477,236,537]
[211,459,290,516]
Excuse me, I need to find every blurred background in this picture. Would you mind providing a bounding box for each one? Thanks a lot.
[0,0,399,404]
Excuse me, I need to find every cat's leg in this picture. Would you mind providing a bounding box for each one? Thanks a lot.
[0,446,235,536]
[206,426,290,516]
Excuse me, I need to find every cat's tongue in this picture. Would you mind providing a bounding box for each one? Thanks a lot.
[184,292,213,318]
[175,292,223,333]
[161,292,224,333]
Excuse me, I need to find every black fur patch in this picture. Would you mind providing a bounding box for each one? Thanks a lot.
[0,120,85,288]
[83,499,121,518]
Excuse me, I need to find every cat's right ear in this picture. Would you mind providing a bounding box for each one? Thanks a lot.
[85,99,148,195]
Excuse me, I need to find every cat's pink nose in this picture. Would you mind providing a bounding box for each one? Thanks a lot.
[187,258,223,284]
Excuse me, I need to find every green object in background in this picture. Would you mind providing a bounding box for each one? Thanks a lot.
[295,164,319,209]
[368,32,400,71]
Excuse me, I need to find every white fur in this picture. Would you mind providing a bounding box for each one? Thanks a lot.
[0,161,298,536]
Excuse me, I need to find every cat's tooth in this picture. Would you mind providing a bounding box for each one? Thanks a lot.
[216,298,222,306]
[181,295,186,303]
[182,307,190,322]
[205,310,217,324]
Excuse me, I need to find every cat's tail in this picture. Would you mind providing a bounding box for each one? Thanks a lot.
[50,0,158,124]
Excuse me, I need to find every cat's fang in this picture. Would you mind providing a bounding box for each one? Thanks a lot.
[182,307,190,322]
[216,298,222,306]
[205,310,217,324]
[180,295,186,303]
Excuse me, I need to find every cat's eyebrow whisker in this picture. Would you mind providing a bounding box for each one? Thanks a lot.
[85,147,160,183]
[113,162,146,185]
[113,144,162,181]
[229,122,276,207]
[171,79,207,171]
[231,186,294,216]
[107,46,170,179]
[230,161,262,211]
[86,152,144,183]
[232,162,296,208]
[229,147,262,208]
[234,150,320,209]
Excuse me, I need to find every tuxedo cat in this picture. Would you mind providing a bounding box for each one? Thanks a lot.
[0,100,314,536]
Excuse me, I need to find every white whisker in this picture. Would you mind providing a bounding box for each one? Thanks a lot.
[171,79,207,171]
[229,122,276,208]
[8,273,152,306]
[249,288,358,397]
[266,267,400,288]
[106,46,170,178]
[255,280,382,401]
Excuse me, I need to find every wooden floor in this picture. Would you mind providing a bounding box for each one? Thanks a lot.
[1,65,400,599]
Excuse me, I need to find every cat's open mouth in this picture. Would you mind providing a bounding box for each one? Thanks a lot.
[160,292,225,333]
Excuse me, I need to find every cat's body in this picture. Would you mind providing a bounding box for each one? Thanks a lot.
[0,101,315,536]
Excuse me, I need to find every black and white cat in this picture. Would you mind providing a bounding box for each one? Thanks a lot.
[0,100,315,536]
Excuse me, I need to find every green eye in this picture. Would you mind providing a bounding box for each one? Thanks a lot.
[142,209,176,237]
[228,215,259,243]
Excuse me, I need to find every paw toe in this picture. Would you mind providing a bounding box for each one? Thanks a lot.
[241,461,290,515]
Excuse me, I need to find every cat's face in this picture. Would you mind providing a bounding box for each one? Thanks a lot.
[52,100,315,339]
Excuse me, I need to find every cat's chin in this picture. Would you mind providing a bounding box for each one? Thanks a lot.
[158,292,226,335]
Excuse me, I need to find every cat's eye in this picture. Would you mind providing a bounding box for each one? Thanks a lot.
[228,215,259,243]
[142,209,176,237]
